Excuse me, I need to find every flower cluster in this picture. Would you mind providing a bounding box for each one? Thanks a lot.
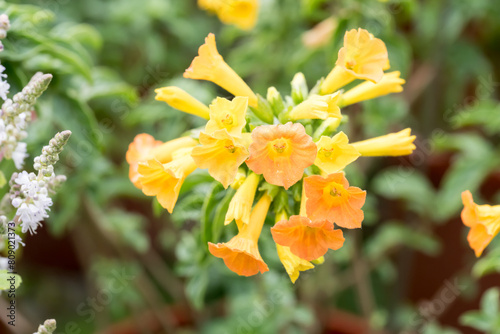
[9,131,71,235]
[197,0,259,30]
[127,28,416,282]
[0,72,53,169]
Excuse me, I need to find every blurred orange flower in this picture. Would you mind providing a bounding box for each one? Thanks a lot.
[184,33,257,107]
[126,134,197,189]
[271,215,344,261]
[304,173,366,229]
[209,193,271,276]
[246,122,317,189]
[461,190,500,257]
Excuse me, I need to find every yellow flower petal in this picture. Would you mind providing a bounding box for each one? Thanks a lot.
[339,71,405,107]
[138,153,197,213]
[184,33,257,107]
[461,191,500,257]
[288,93,342,121]
[351,128,416,156]
[315,132,360,174]
[205,96,248,136]
[225,173,260,226]
[191,130,249,188]
[321,28,389,94]
[155,86,210,119]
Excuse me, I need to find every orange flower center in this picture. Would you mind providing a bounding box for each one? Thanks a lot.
[225,144,236,153]
[319,147,334,159]
[345,59,356,69]
[221,113,234,126]
[268,138,291,158]
[323,182,347,205]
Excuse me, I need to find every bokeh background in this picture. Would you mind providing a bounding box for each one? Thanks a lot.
[1,0,500,333]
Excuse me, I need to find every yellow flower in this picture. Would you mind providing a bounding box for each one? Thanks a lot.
[198,0,258,31]
[315,132,360,174]
[155,86,210,119]
[339,71,405,107]
[184,33,258,107]
[302,17,337,49]
[274,211,314,283]
[461,190,500,257]
[191,130,249,188]
[126,134,197,189]
[205,96,248,136]
[321,28,389,94]
[137,149,197,213]
[288,93,342,121]
[351,128,416,156]
[225,173,260,227]
[209,193,271,276]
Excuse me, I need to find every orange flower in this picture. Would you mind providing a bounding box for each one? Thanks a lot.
[191,130,249,188]
[209,193,271,276]
[246,122,317,189]
[184,33,257,107]
[126,134,197,189]
[137,150,197,213]
[271,215,344,261]
[304,173,366,229]
[321,28,389,94]
[461,190,500,257]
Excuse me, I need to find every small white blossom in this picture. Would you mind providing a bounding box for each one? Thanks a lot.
[12,141,27,169]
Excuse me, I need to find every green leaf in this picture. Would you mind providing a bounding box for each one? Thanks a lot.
[185,271,209,310]
[0,171,6,188]
[364,222,441,260]
[372,167,435,215]
[472,248,500,278]
[0,270,22,291]
[212,188,236,243]
[200,182,224,246]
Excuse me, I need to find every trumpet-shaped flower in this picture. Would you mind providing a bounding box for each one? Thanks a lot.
[304,173,366,229]
[315,132,360,174]
[246,122,317,189]
[191,130,249,188]
[155,86,210,119]
[351,128,416,156]
[209,193,271,276]
[126,134,197,189]
[321,28,389,94]
[271,215,344,261]
[461,190,500,257]
[198,0,258,31]
[340,71,405,107]
[205,96,248,136]
[137,151,197,213]
[288,93,342,121]
[225,173,260,227]
[184,33,257,107]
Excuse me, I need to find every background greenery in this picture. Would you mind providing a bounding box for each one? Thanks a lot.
[1,0,500,333]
